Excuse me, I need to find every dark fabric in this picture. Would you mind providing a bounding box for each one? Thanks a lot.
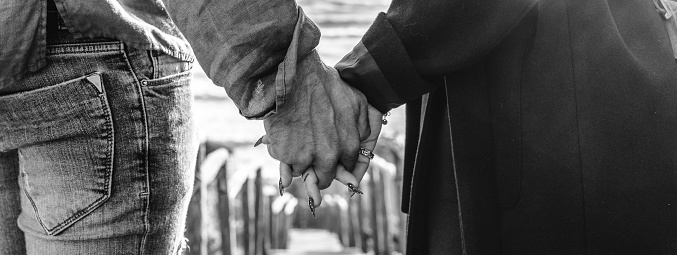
[401,98,421,213]
[405,88,464,255]
[405,79,503,254]
[337,0,538,114]
[337,16,438,113]
[343,0,677,253]
[336,42,406,113]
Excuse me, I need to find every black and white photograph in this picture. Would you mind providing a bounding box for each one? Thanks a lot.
[3,0,677,254]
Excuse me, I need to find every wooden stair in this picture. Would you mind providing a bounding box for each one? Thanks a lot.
[267,229,366,255]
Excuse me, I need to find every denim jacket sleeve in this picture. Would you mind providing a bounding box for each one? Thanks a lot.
[162,0,321,119]
[0,0,46,87]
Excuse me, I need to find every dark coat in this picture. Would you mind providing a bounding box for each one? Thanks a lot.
[339,0,677,254]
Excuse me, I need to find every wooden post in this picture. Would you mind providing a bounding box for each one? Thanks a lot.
[369,168,381,255]
[265,193,274,252]
[357,187,368,252]
[242,178,251,255]
[270,194,291,249]
[282,198,298,249]
[184,142,206,255]
[376,168,390,255]
[217,164,231,255]
[253,168,264,255]
[185,183,202,255]
[335,196,350,246]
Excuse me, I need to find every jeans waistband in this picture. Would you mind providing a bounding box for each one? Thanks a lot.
[43,1,191,82]
[46,41,125,56]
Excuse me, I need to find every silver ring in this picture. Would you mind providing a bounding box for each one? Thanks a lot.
[359,148,374,159]
[382,111,391,125]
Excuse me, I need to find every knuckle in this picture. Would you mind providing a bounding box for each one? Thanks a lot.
[360,125,371,141]
[289,152,312,165]
[317,179,332,190]
[346,139,360,153]
[292,168,306,177]
[267,146,279,160]
[317,155,338,169]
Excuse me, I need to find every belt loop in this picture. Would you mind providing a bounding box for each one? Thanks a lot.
[147,50,159,79]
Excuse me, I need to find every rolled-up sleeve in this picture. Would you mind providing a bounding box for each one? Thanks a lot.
[163,0,321,119]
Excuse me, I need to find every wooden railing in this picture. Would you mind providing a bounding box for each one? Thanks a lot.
[184,137,407,255]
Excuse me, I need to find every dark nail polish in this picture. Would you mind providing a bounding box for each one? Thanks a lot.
[254,136,264,147]
[278,178,284,196]
[347,183,364,195]
[308,197,316,218]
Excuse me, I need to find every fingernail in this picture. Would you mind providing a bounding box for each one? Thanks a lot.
[278,178,284,197]
[308,197,316,218]
[347,183,364,195]
[254,136,264,147]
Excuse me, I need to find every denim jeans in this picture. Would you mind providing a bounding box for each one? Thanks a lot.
[0,28,196,254]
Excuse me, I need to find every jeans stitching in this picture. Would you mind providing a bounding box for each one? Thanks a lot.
[19,75,115,236]
[141,71,192,87]
[121,43,152,254]
[46,42,124,55]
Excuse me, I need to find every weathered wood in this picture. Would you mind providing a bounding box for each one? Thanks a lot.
[184,143,207,255]
[243,177,252,255]
[282,198,298,249]
[376,167,389,255]
[347,195,360,249]
[334,196,350,246]
[265,193,275,251]
[270,194,292,249]
[374,139,406,254]
[185,140,408,255]
[357,188,368,253]
[217,164,231,255]
[254,168,264,255]
[184,189,202,255]
[368,169,381,255]
[200,148,230,255]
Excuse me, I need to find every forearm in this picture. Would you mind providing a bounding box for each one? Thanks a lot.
[163,0,321,119]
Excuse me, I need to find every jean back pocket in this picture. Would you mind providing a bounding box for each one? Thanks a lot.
[0,72,114,235]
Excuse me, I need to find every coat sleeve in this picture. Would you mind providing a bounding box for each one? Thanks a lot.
[162,0,321,119]
[336,0,539,113]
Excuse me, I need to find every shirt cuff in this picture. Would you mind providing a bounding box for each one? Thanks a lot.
[337,12,439,113]
[336,42,404,113]
[243,7,320,120]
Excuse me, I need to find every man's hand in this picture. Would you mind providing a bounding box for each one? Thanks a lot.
[262,53,371,190]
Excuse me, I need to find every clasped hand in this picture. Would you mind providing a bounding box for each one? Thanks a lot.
[259,57,382,213]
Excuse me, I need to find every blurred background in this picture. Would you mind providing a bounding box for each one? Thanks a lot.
[186,0,409,254]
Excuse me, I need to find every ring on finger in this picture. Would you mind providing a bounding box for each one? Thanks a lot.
[358,147,374,159]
